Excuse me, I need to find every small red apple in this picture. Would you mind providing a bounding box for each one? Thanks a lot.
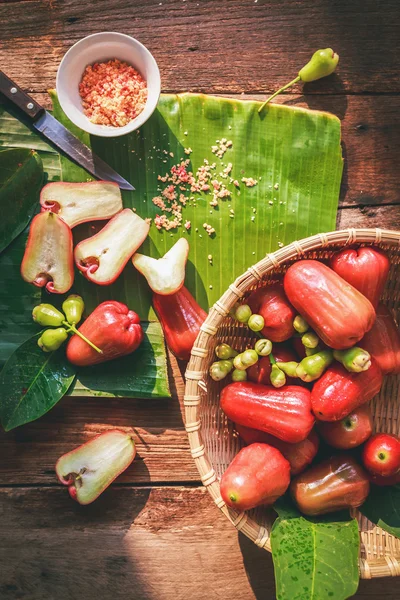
[317,405,373,449]
[362,433,400,477]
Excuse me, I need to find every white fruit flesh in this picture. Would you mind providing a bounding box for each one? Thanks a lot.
[55,430,136,505]
[132,237,189,294]
[40,181,123,228]
[20,211,74,294]
[74,209,150,284]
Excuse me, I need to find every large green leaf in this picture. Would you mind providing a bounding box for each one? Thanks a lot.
[50,91,342,318]
[360,484,400,539]
[271,497,360,600]
[0,148,43,253]
[0,333,76,431]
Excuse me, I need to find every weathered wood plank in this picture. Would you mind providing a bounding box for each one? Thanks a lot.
[337,204,400,229]
[0,0,399,94]
[0,486,397,600]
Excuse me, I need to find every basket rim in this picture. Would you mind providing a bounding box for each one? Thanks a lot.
[184,227,400,580]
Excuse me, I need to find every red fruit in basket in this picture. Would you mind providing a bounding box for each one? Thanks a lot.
[330,247,390,309]
[362,433,400,477]
[284,260,376,349]
[311,359,383,421]
[153,286,207,361]
[291,455,370,516]
[247,284,296,342]
[361,304,400,375]
[317,405,373,449]
[220,443,290,511]
[369,471,400,487]
[247,344,297,385]
[236,424,319,475]
[220,382,314,443]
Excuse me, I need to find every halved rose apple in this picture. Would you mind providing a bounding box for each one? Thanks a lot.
[56,430,136,505]
[40,181,123,228]
[132,237,189,295]
[21,211,74,294]
[74,208,149,285]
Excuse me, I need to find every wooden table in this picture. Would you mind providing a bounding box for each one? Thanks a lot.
[0,1,399,598]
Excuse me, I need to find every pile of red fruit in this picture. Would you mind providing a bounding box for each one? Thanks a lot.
[214,247,400,515]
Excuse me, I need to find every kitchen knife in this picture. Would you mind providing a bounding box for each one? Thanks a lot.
[0,70,134,191]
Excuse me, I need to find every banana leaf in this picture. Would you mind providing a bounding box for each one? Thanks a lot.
[0,148,43,253]
[0,93,342,396]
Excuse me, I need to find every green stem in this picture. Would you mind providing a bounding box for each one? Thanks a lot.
[258,76,301,113]
[269,352,276,365]
[63,321,103,354]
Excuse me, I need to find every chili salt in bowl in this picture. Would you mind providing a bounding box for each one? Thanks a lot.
[184,228,400,580]
[56,32,161,137]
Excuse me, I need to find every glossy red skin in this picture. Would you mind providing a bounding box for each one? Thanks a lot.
[291,455,370,516]
[247,344,297,385]
[220,382,314,443]
[369,471,400,487]
[247,284,296,342]
[361,304,400,375]
[317,405,373,449]
[330,247,390,309]
[311,359,383,422]
[153,286,207,361]
[236,424,319,475]
[220,443,290,511]
[362,433,400,477]
[66,301,143,366]
[284,260,376,350]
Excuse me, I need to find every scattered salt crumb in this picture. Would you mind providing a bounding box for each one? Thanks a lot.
[251,216,255,221]
[203,222,215,236]
[184,147,192,155]
[278,242,284,248]
[269,200,274,205]
[212,138,233,159]
[209,285,213,289]
[274,183,279,190]
[169,152,174,158]
[184,131,188,135]
[184,220,191,230]
[242,177,258,187]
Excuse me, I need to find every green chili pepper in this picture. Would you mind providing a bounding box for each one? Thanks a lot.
[38,327,68,352]
[259,48,339,112]
[234,304,252,323]
[215,343,238,360]
[62,294,85,325]
[278,361,299,378]
[209,359,234,381]
[254,338,273,356]
[296,350,334,382]
[293,315,309,334]
[241,349,259,368]
[232,369,247,382]
[302,331,320,349]
[248,314,265,332]
[32,303,65,327]
[333,347,372,373]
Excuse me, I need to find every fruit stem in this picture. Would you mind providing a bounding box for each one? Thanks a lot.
[258,76,301,113]
[63,321,103,354]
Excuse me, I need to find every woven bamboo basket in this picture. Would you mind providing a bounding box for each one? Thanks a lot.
[184,228,400,579]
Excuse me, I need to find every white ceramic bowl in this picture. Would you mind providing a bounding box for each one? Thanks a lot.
[56,32,161,137]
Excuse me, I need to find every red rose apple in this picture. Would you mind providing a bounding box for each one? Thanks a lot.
[362,433,400,477]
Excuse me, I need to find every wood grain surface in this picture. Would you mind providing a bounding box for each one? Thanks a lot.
[0,0,399,599]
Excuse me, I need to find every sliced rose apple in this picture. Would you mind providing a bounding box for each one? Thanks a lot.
[74,208,149,285]
[132,237,189,295]
[40,181,123,228]
[21,211,74,294]
[55,430,136,505]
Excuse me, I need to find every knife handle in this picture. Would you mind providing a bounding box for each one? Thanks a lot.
[0,70,44,120]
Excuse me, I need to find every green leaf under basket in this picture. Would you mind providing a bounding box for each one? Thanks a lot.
[271,497,360,600]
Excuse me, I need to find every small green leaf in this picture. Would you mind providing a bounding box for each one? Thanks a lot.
[360,484,400,539]
[271,497,360,600]
[0,148,43,253]
[0,333,76,431]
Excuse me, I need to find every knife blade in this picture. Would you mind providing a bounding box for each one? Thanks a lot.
[0,70,134,191]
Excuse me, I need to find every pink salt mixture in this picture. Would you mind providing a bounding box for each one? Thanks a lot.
[79,59,148,127]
